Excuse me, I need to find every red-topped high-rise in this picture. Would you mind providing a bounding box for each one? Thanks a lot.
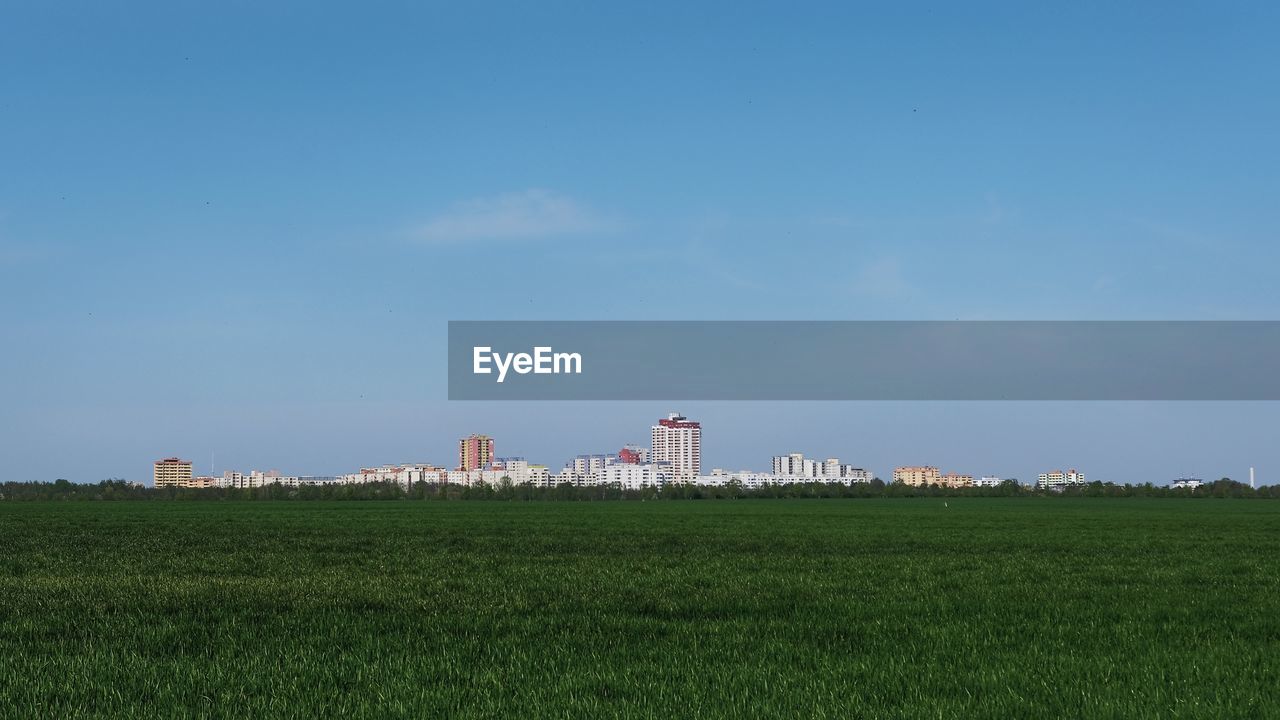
[650,412,701,481]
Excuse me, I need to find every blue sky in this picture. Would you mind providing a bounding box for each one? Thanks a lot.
[2,2,1278,484]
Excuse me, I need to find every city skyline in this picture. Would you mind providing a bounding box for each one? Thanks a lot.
[4,4,1279,485]
[135,409,1263,490]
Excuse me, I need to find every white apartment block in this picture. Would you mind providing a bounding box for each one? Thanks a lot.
[492,458,551,487]
[552,460,672,489]
[334,465,447,488]
[571,454,617,476]
[439,460,551,488]
[217,469,348,489]
[205,461,559,491]
[553,467,587,486]
[235,464,439,489]
[1038,469,1086,490]
[973,476,1005,488]
[771,452,869,480]
[599,463,667,490]
[525,465,552,487]
[697,469,871,489]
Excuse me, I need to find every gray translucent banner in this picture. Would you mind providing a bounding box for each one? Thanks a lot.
[448,321,1280,400]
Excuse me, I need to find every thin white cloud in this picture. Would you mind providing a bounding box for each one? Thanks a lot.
[416,189,614,243]
[853,256,915,298]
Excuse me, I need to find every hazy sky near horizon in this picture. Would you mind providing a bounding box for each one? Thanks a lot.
[2,2,1279,484]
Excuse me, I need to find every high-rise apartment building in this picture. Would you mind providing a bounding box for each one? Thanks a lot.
[773,452,806,475]
[153,457,193,488]
[571,454,615,476]
[771,452,867,480]
[651,412,701,481]
[458,434,495,471]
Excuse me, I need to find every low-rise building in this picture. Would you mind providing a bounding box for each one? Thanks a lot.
[220,469,349,489]
[893,466,941,486]
[938,473,974,488]
[696,469,871,489]
[1038,469,1086,490]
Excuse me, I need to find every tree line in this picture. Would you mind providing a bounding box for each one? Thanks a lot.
[2,477,1278,502]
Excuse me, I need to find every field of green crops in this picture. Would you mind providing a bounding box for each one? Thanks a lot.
[2,499,1277,718]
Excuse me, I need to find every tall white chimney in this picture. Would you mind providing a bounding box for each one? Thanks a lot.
[1250,467,1255,489]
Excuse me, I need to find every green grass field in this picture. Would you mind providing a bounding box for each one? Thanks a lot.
[2,499,1277,718]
